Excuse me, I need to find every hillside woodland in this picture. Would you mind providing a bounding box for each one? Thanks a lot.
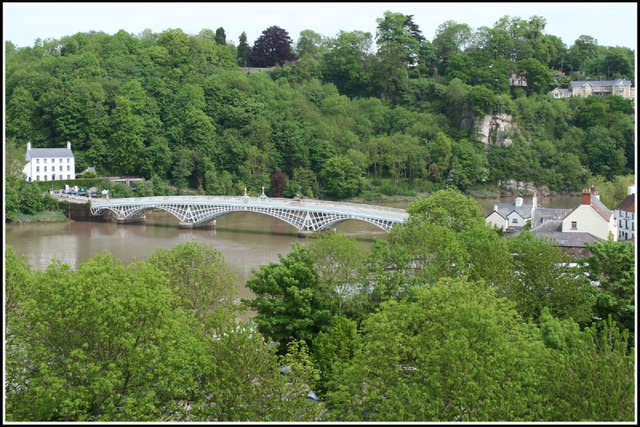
[4,13,635,202]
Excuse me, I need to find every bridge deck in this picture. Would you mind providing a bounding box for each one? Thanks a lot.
[91,196,409,221]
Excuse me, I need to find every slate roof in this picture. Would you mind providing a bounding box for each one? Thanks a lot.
[589,196,613,221]
[615,194,635,213]
[533,230,604,248]
[531,207,572,229]
[569,79,632,89]
[26,147,74,161]
[531,219,563,233]
[493,203,533,219]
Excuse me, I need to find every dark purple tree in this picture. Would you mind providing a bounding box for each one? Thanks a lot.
[269,169,289,197]
[250,26,296,67]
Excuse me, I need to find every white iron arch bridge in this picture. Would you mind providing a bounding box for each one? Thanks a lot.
[89,195,409,236]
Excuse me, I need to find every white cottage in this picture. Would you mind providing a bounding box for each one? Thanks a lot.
[562,187,617,241]
[23,141,75,182]
[485,195,537,231]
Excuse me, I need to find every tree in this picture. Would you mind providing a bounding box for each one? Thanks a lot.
[148,242,238,331]
[296,29,325,58]
[191,328,323,421]
[214,27,226,45]
[539,312,635,421]
[5,253,208,421]
[583,240,635,337]
[321,30,374,98]
[516,57,552,94]
[236,31,251,66]
[319,154,363,199]
[250,26,296,67]
[244,244,333,354]
[108,95,145,174]
[432,20,472,74]
[269,169,288,197]
[506,232,595,324]
[406,188,484,232]
[375,11,424,66]
[171,148,193,192]
[307,232,367,313]
[324,277,551,421]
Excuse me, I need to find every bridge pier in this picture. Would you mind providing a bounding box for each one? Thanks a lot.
[179,220,216,229]
[116,216,146,225]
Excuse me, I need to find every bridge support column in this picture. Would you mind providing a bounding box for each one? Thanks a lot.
[179,220,216,229]
[116,216,146,225]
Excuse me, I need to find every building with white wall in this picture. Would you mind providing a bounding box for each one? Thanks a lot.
[614,186,635,241]
[485,195,537,231]
[23,141,75,182]
[562,187,617,241]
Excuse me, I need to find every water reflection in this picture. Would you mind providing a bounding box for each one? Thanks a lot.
[5,211,387,302]
[5,195,581,297]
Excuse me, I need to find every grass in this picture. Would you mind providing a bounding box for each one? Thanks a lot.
[7,210,70,224]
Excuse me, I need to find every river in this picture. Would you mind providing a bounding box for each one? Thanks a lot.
[4,194,581,301]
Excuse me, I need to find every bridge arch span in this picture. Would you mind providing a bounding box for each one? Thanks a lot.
[89,196,408,234]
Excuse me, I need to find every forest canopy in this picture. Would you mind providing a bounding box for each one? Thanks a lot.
[4,13,635,200]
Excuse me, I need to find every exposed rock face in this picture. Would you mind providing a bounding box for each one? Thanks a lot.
[473,113,517,148]
[498,179,550,196]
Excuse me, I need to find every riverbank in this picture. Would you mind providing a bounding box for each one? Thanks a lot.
[6,210,70,224]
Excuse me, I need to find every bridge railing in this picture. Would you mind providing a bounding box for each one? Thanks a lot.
[92,196,409,218]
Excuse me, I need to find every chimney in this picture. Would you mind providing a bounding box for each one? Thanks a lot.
[628,186,636,195]
[493,204,498,212]
[27,141,31,151]
[515,197,523,207]
[581,189,592,205]
[590,185,600,200]
[67,141,71,150]
[532,193,538,208]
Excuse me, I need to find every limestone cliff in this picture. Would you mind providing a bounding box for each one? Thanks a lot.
[469,113,518,148]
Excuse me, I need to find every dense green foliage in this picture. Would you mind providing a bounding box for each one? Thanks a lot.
[5,190,636,421]
[5,244,323,422]
[4,12,635,205]
[4,10,637,420]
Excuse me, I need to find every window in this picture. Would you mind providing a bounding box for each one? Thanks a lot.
[51,174,55,180]
[36,159,39,163]
[44,166,47,172]
[67,175,71,179]
[511,218,518,224]
[67,165,70,171]
[36,176,40,181]
[36,166,40,172]
[59,165,62,171]
[44,158,47,163]
[67,158,70,163]
[571,221,578,230]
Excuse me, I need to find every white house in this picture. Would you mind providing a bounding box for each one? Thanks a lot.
[23,141,75,182]
[485,195,537,231]
[614,186,635,241]
[562,187,617,241]
[550,79,635,100]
